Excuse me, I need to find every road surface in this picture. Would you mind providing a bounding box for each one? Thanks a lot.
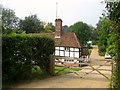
[13,45,112,88]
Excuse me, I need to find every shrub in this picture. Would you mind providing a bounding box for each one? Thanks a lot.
[2,34,55,83]
[106,45,115,57]
[98,45,106,56]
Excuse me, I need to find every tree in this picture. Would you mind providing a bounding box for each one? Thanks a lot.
[2,7,19,33]
[70,21,92,46]
[89,25,97,43]
[106,32,116,56]
[62,25,69,33]
[44,22,55,33]
[106,1,120,88]
[97,17,111,56]
[19,15,44,33]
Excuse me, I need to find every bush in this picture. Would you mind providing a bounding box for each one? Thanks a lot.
[2,34,55,83]
[106,45,115,57]
[31,65,49,79]
[87,43,92,49]
[98,45,106,56]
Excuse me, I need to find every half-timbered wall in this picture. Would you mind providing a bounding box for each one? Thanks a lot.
[55,46,81,58]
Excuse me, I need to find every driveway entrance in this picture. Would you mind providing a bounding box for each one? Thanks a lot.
[14,45,111,88]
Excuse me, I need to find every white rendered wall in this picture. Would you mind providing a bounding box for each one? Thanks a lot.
[74,52,79,58]
[55,47,59,49]
[55,47,80,58]
[74,48,79,51]
[55,50,59,56]
[60,51,64,56]
[70,48,74,51]
[65,51,69,57]
[70,52,74,57]
[60,47,64,50]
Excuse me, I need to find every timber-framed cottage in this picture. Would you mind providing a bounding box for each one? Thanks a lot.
[53,19,83,67]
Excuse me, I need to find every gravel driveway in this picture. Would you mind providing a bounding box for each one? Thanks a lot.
[14,45,112,88]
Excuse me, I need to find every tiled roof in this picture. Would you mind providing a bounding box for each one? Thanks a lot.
[54,32,81,48]
[31,32,81,48]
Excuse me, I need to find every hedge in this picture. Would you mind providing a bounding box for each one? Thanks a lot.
[2,34,55,83]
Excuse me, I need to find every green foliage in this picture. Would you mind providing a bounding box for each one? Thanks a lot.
[87,43,92,49]
[43,23,55,33]
[19,15,44,33]
[97,17,113,56]
[98,45,106,56]
[89,25,98,43]
[88,49,92,56]
[44,24,53,33]
[106,32,116,57]
[31,65,49,79]
[62,25,69,33]
[70,21,92,46]
[15,29,25,34]
[1,7,55,34]
[2,28,13,34]
[55,66,81,75]
[106,1,120,88]
[2,7,19,31]
[106,2,120,23]
[32,65,42,74]
[2,34,55,84]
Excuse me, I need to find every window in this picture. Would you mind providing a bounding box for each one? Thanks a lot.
[65,47,69,51]
[74,48,79,51]
[55,47,59,50]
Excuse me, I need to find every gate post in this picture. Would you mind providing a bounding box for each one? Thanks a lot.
[48,55,55,75]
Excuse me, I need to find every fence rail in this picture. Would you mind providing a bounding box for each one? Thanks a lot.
[55,56,112,80]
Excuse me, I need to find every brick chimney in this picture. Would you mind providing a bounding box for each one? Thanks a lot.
[55,19,62,38]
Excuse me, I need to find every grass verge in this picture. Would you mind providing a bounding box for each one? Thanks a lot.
[88,49,92,56]
[3,66,81,88]
[55,66,81,75]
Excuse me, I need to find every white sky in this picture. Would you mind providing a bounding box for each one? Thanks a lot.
[1,0,106,27]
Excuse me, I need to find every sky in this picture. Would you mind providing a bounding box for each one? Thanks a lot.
[1,0,106,27]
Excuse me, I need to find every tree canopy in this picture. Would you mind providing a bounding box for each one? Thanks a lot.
[1,7,55,34]
[2,7,19,33]
[19,15,44,33]
[44,22,55,33]
[62,25,69,33]
[97,17,113,56]
[70,21,92,46]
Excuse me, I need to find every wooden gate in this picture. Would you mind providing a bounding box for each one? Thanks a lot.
[55,56,112,80]
[80,59,112,80]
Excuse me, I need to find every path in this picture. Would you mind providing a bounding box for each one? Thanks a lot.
[13,45,111,88]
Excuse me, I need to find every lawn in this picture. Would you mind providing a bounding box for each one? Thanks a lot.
[55,66,81,75]
[88,49,92,56]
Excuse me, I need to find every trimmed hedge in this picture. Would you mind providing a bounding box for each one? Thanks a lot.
[2,34,55,83]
